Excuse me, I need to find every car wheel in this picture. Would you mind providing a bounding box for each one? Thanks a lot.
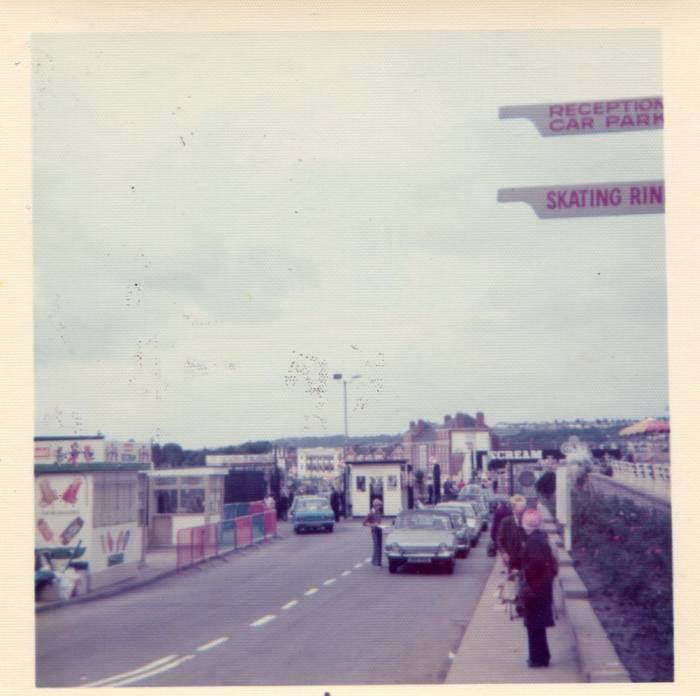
[294,527,301,534]
[463,545,470,558]
[326,525,334,533]
[445,559,455,574]
[458,548,467,559]
[388,559,399,574]
[470,537,477,547]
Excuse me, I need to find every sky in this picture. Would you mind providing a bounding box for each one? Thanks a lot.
[32,31,667,448]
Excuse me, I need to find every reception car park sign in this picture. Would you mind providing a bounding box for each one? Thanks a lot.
[498,180,664,219]
[499,96,663,136]
[498,95,664,218]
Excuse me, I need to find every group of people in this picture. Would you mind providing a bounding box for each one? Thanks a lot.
[492,494,558,668]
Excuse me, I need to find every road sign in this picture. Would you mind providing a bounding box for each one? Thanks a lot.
[499,96,663,137]
[498,179,664,218]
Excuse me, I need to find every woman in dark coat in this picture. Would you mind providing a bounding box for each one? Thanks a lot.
[520,508,556,668]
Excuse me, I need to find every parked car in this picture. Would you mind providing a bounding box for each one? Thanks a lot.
[434,504,473,557]
[384,509,457,574]
[290,496,335,533]
[457,492,490,531]
[485,493,510,513]
[440,500,482,545]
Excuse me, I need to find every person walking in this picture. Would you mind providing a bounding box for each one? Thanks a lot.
[497,494,528,614]
[330,487,341,523]
[497,494,527,573]
[278,488,289,521]
[489,499,511,556]
[363,498,384,566]
[520,508,557,668]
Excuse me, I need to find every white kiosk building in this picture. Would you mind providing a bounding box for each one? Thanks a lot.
[347,457,409,517]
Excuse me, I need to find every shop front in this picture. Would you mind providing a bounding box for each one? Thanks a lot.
[146,468,225,546]
[34,436,151,596]
[347,458,408,517]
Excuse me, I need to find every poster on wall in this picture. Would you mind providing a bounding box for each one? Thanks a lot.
[35,474,88,555]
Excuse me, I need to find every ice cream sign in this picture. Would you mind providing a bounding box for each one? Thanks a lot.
[35,474,88,548]
[499,96,663,136]
[34,438,152,468]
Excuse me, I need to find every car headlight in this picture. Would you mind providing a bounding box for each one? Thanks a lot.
[385,542,401,553]
[467,519,476,528]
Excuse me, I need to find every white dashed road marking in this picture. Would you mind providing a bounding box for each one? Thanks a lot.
[109,655,195,687]
[282,600,299,610]
[354,563,363,569]
[81,655,179,687]
[250,614,276,627]
[196,636,229,652]
[304,588,318,596]
[364,557,371,563]
[341,570,351,576]
[323,578,336,585]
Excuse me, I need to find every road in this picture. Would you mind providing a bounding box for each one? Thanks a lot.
[36,520,494,687]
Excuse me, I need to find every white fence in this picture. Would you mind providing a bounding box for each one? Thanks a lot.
[608,460,670,500]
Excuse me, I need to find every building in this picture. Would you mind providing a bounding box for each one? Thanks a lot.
[34,435,151,594]
[145,467,226,546]
[295,447,344,481]
[346,457,409,517]
[402,412,495,481]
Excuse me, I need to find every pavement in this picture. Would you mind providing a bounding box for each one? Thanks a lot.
[446,547,583,683]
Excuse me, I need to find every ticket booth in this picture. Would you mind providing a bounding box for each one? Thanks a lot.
[146,468,225,546]
[347,458,408,517]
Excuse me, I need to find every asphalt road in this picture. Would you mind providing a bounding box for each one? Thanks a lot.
[36,520,494,687]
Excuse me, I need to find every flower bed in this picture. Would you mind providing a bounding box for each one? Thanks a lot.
[571,489,673,681]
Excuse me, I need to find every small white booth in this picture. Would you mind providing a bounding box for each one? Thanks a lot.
[347,458,408,517]
[146,468,225,546]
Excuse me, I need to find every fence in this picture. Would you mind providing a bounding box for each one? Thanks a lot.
[176,508,278,572]
[607,460,670,501]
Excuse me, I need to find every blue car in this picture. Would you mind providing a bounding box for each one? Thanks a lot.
[291,496,335,533]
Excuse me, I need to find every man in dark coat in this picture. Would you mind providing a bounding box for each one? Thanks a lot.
[496,495,527,573]
[330,488,341,523]
[521,508,557,668]
[491,500,511,547]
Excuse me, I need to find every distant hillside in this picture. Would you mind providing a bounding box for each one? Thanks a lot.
[273,434,403,448]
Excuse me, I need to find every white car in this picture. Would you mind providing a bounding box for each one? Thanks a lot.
[384,509,457,574]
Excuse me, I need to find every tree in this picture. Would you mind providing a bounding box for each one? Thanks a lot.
[160,442,185,468]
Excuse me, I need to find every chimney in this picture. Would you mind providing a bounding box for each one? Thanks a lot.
[476,411,485,428]
[444,415,451,425]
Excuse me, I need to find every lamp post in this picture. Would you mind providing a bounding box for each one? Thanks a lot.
[333,372,361,518]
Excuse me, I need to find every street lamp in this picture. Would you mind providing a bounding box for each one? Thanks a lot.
[333,372,361,517]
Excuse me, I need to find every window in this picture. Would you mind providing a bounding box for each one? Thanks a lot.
[180,488,206,513]
[155,476,177,486]
[356,476,366,492]
[387,475,398,490]
[93,472,137,527]
[208,487,223,514]
[156,490,178,514]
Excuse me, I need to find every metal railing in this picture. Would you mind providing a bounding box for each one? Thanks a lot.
[176,507,278,572]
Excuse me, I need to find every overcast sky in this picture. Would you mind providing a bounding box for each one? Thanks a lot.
[33,31,666,448]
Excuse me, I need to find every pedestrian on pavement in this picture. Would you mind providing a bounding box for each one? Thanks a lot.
[363,498,384,566]
[489,499,511,555]
[330,487,341,523]
[520,508,557,668]
[264,493,276,511]
[497,494,527,572]
[278,489,289,521]
[497,494,528,614]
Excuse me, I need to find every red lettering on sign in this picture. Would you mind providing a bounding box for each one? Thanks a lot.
[549,105,563,116]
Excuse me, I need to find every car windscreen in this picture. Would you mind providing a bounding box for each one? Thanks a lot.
[296,499,327,511]
[396,514,450,530]
[437,507,466,523]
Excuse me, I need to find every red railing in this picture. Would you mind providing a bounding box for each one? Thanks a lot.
[263,509,277,538]
[176,523,218,570]
[176,506,277,572]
